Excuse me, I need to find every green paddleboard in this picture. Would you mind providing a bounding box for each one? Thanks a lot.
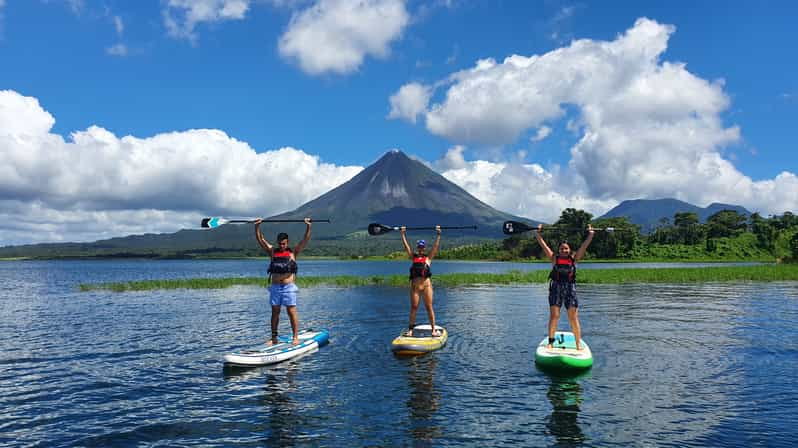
[535,331,593,372]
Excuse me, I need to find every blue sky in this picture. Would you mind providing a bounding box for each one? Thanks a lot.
[0,0,796,245]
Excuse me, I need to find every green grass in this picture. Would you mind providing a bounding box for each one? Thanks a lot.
[79,264,798,292]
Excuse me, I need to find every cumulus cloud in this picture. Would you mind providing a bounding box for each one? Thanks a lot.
[0,90,362,245]
[394,18,798,218]
[387,82,431,123]
[278,0,410,75]
[163,0,251,42]
[435,147,616,223]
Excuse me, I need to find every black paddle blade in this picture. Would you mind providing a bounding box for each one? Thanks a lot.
[503,220,535,235]
[367,223,394,236]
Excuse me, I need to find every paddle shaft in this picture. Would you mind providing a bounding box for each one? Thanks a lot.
[396,225,477,231]
[232,219,329,223]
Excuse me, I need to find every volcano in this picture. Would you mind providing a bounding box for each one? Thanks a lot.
[268,150,526,238]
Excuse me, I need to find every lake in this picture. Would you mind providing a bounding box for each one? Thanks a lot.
[0,260,796,447]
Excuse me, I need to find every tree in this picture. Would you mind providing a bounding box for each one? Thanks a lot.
[552,208,594,251]
[674,212,699,228]
[706,209,747,238]
[589,217,640,258]
[774,212,798,230]
[673,212,704,245]
[750,212,776,251]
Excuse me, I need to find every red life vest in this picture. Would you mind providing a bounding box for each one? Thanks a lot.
[268,248,298,275]
[409,254,431,280]
[549,255,576,283]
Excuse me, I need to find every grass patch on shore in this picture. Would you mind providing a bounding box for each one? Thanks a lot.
[79,264,798,292]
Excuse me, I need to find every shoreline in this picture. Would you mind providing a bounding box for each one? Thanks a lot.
[79,264,798,292]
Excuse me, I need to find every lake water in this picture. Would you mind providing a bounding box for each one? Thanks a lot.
[0,260,796,447]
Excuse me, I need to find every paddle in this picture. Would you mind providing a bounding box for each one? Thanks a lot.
[502,220,616,235]
[368,223,478,236]
[201,217,331,229]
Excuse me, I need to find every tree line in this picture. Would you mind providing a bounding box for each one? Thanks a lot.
[439,208,798,262]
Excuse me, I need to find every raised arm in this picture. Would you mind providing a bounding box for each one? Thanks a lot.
[573,224,595,261]
[535,224,555,261]
[428,226,442,259]
[400,227,413,258]
[293,217,312,256]
[254,219,273,255]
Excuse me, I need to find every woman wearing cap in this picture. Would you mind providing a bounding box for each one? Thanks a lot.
[399,225,442,336]
[535,224,594,350]
[254,217,312,346]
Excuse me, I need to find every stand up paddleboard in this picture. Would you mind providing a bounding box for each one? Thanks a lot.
[223,329,330,367]
[535,331,593,372]
[391,324,447,355]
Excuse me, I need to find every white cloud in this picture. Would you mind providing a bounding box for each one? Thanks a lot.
[435,147,616,223]
[530,125,551,142]
[163,0,251,42]
[278,0,410,75]
[387,82,431,123]
[394,18,798,218]
[0,90,363,245]
[106,43,128,56]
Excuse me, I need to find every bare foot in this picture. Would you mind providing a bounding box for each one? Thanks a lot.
[431,329,441,337]
[546,343,553,349]
[267,336,278,346]
[292,337,300,346]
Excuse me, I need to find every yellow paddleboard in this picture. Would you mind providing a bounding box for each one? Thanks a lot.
[391,324,447,355]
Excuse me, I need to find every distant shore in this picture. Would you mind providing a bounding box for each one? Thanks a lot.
[79,264,798,292]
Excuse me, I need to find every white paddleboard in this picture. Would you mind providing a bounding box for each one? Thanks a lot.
[223,329,329,367]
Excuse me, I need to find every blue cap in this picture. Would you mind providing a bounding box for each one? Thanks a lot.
[416,239,426,247]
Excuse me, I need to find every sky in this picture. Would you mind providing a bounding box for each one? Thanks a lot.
[1,0,796,246]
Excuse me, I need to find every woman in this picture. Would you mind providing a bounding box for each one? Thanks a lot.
[535,224,594,350]
[400,225,442,336]
[254,217,312,346]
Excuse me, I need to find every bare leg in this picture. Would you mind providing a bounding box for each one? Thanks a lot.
[286,305,299,345]
[567,306,581,350]
[421,283,438,336]
[408,286,421,335]
[547,305,560,348]
[268,305,281,345]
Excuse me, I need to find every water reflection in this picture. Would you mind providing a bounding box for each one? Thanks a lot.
[545,372,590,447]
[221,361,306,447]
[404,355,442,445]
[261,367,300,447]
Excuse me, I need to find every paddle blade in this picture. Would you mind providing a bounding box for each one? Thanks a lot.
[502,220,535,235]
[201,217,227,229]
[368,223,395,236]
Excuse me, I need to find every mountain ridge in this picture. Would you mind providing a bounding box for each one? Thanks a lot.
[599,198,751,233]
